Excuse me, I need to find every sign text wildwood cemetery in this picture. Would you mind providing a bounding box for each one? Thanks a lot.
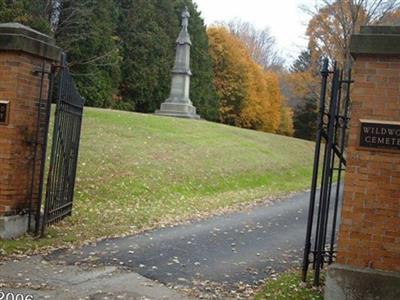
[359,120,400,151]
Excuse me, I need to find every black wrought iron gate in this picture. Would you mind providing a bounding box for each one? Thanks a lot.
[41,54,84,234]
[301,58,352,286]
[30,53,84,236]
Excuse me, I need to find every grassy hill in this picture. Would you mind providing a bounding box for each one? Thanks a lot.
[2,108,315,254]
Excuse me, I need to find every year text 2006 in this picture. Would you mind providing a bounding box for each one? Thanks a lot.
[0,291,34,300]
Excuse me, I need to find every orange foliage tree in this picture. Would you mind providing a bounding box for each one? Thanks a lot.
[305,0,399,72]
[207,26,284,133]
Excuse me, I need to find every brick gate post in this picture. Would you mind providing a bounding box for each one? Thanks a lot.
[325,26,400,300]
[0,23,61,239]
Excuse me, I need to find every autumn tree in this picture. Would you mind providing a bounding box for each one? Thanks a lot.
[305,0,400,72]
[240,67,282,132]
[278,105,294,137]
[222,19,291,133]
[207,27,248,126]
[207,26,284,133]
[299,1,399,139]
[380,7,400,23]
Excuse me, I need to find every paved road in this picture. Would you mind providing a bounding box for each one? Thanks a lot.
[47,189,341,295]
[0,256,193,300]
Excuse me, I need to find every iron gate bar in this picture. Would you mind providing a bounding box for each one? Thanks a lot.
[41,53,84,236]
[322,70,343,267]
[313,66,340,286]
[302,58,330,281]
[313,67,335,269]
[302,59,352,286]
[45,92,67,224]
[45,57,72,229]
[314,65,338,267]
[28,61,52,234]
[27,61,45,233]
[35,64,56,234]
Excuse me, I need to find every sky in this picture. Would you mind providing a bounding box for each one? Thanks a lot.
[193,0,317,66]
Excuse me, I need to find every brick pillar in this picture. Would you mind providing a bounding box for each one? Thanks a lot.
[325,26,400,300]
[0,23,61,239]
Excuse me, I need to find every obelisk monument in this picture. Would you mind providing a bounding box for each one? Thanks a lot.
[155,7,200,119]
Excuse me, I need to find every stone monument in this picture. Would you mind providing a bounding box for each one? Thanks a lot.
[155,7,200,119]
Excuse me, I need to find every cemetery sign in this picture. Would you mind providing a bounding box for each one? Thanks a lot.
[359,119,400,151]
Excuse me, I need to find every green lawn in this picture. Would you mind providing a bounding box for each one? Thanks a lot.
[254,270,324,300]
[1,108,315,255]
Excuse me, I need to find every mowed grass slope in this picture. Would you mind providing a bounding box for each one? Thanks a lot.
[2,107,315,254]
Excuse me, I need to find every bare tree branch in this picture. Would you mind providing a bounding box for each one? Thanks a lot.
[221,19,285,70]
[304,0,400,72]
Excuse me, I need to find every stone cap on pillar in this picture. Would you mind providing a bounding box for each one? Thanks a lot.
[350,25,400,57]
[0,22,61,61]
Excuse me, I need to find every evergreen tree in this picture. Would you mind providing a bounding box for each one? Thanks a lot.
[1,0,217,119]
[117,0,175,112]
[290,50,312,73]
[55,0,120,107]
[0,0,52,34]
[289,50,320,140]
[293,96,318,140]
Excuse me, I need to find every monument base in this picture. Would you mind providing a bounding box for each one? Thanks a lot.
[325,264,400,300]
[155,102,200,119]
